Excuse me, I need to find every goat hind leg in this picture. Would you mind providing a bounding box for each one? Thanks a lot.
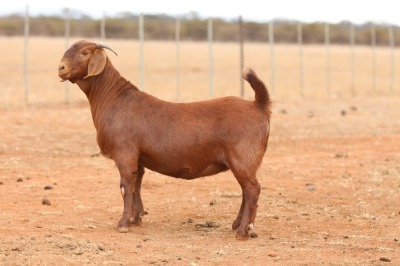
[235,178,261,240]
[232,192,245,230]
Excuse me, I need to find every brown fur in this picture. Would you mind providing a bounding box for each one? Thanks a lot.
[58,40,272,239]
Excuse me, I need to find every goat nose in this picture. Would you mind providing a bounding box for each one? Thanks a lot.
[58,64,65,71]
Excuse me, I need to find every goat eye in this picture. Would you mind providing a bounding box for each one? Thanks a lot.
[82,51,89,56]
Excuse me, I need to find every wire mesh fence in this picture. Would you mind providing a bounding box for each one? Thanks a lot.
[0,6,398,107]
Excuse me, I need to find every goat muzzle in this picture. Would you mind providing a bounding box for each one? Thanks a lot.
[58,62,71,82]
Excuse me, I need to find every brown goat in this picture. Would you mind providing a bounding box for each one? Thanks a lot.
[58,40,271,240]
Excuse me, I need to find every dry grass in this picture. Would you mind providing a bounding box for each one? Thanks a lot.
[0,36,398,107]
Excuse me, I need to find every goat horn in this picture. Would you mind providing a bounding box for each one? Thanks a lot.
[96,42,118,56]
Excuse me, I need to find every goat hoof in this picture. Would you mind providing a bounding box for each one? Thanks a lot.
[117,226,129,233]
[232,219,241,230]
[235,230,250,241]
[117,220,130,233]
[130,217,142,226]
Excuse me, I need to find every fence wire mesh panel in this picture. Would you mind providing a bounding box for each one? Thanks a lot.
[0,7,398,107]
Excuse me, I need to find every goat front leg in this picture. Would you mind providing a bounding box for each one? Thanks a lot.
[116,159,138,233]
[130,165,145,225]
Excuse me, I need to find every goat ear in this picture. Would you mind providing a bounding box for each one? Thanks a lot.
[84,49,107,79]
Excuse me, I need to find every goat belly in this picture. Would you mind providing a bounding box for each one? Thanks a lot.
[139,156,228,179]
[172,163,229,179]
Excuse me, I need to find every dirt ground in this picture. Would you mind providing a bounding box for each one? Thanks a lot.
[0,95,399,265]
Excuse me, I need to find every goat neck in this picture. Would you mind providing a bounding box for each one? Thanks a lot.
[76,58,132,124]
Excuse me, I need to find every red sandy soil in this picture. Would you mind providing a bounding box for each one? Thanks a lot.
[0,96,399,265]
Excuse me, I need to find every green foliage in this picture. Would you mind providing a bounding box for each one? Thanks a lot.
[181,18,208,40]
[274,21,298,42]
[0,13,399,46]
[0,15,24,35]
[144,16,175,40]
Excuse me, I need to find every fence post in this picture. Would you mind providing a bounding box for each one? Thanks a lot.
[269,21,275,96]
[388,25,395,92]
[239,16,244,98]
[139,13,145,91]
[208,17,214,98]
[350,23,356,95]
[175,16,181,101]
[64,8,70,104]
[325,23,331,96]
[100,12,106,41]
[371,23,376,92]
[297,21,303,97]
[23,5,29,105]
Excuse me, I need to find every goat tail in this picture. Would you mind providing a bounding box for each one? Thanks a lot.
[242,67,271,108]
